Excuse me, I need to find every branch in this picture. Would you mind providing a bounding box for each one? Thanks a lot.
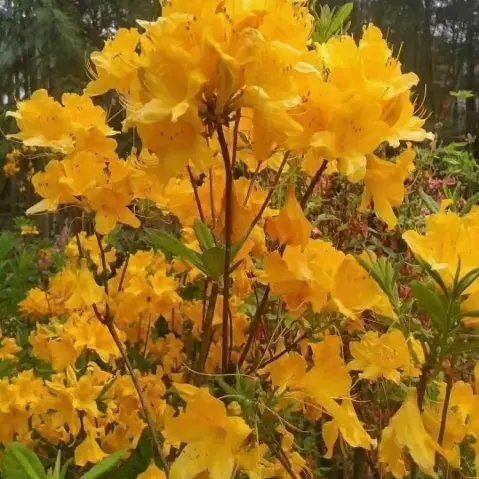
[107,322,169,472]
[300,160,328,209]
[187,165,206,223]
[243,151,290,241]
[216,123,234,373]
[197,283,220,376]
[436,365,454,471]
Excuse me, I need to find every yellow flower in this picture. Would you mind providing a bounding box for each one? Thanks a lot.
[64,260,104,310]
[422,381,474,469]
[266,187,312,248]
[379,389,445,479]
[7,90,115,153]
[85,28,143,97]
[348,330,411,383]
[261,239,345,317]
[27,160,78,215]
[359,148,416,229]
[378,426,408,479]
[382,92,435,147]
[322,398,376,458]
[137,463,167,479]
[7,89,74,152]
[75,432,108,466]
[262,240,394,319]
[20,225,39,236]
[0,331,21,361]
[332,254,396,319]
[403,208,479,288]
[165,384,251,479]
[61,93,116,137]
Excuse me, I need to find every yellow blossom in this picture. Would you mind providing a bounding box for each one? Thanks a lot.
[359,148,416,229]
[348,330,411,383]
[165,384,251,479]
[266,187,312,248]
[379,389,445,478]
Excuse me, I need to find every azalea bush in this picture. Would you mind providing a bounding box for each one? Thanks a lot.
[2,1,479,479]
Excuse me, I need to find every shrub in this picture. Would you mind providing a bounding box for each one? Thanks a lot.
[2,2,479,479]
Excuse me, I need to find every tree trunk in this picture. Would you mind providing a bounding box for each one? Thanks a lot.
[422,0,436,123]
[465,0,477,143]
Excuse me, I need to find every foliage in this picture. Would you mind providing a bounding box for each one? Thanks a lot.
[0,225,55,325]
[1,2,479,479]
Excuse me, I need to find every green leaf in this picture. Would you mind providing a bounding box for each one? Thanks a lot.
[461,192,479,215]
[2,442,47,479]
[0,360,15,378]
[0,233,16,262]
[455,267,479,296]
[201,247,226,279]
[146,230,204,271]
[59,459,73,479]
[418,188,440,213]
[312,2,353,42]
[326,3,353,38]
[48,450,61,479]
[450,90,475,99]
[109,432,153,479]
[193,220,215,252]
[411,281,447,331]
[81,451,127,479]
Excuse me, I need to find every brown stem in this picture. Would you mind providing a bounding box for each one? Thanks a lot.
[273,444,298,479]
[231,110,241,169]
[238,163,328,370]
[300,160,328,209]
[187,165,206,223]
[436,366,454,471]
[78,234,169,472]
[417,366,430,411]
[244,162,261,207]
[216,123,234,373]
[251,332,309,373]
[197,283,220,376]
[237,285,270,369]
[209,169,216,229]
[117,254,130,293]
[243,151,290,241]
[107,321,169,472]
[75,232,84,258]
[95,233,110,294]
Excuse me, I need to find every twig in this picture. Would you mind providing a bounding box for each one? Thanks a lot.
[75,232,84,258]
[244,162,262,207]
[251,332,309,372]
[117,254,130,292]
[217,123,234,373]
[95,233,110,294]
[76,233,169,472]
[231,110,241,169]
[197,283,220,375]
[300,160,328,209]
[237,285,271,369]
[209,169,216,229]
[243,151,290,241]
[436,366,454,471]
[273,443,298,479]
[107,321,169,472]
[187,165,206,223]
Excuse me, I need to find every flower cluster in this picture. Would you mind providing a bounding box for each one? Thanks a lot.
[6,2,478,479]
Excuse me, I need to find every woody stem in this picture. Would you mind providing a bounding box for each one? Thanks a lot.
[106,321,169,472]
[216,123,234,373]
[238,163,328,369]
[436,362,454,471]
[78,235,169,472]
